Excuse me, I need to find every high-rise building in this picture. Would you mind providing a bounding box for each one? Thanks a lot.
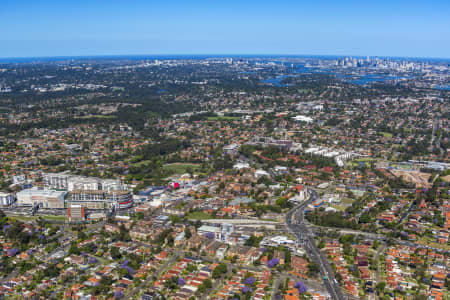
[43,172,123,192]
[0,192,15,206]
[68,205,85,222]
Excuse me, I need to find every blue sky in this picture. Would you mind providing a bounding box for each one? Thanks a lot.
[1,0,449,58]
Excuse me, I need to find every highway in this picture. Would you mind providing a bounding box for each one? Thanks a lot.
[286,188,346,300]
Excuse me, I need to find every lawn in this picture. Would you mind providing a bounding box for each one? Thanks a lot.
[132,160,152,167]
[329,197,354,211]
[162,163,201,174]
[417,237,450,252]
[40,215,68,221]
[207,116,240,121]
[381,132,393,138]
[7,215,37,222]
[330,204,347,212]
[355,158,375,162]
[187,211,214,220]
[8,214,68,222]
[75,115,117,119]
[341,197,355,205]
[352,158,375,168]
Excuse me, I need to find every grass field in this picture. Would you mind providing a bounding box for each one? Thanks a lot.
[341,197,355,204]
[417,236,450,252]
[187,211,214,220]
[8,214,68,222]
[75,115,117,119]
[330,198,354,212]
[7,215,36,222]
[355,157,375,162]
[41,215,68,221]
[352,161,371,168]
[132,160,152,167]
[207,116,240,121]
[352,157,375,168]
[162,163,201,174]
[381,132,393,138]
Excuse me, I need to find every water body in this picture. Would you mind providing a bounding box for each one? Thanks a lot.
[261,75,292,87]
[434,85,450,91]
[262,63,411,86]
[347,74,409,85]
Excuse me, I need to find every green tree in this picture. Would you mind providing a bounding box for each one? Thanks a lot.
[68,242,81,255]
[212,263,227,279]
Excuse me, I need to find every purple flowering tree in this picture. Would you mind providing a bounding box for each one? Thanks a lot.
[121,260,129,267]
[88,257,97,264]
[178,277,186,286]
[267,258,279,268]
[124,266,136,275]
[114,291,124,299]
[244,276,255,286]
[3,224,11,233]
[294,281,307,294]
[7,248,19,256]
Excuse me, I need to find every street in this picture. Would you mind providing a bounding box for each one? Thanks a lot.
[286,188,346,300]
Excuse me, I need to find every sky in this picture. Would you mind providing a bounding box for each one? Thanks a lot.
[1,0,449,58]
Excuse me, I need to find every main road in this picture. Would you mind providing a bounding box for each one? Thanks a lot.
[286,188,346,300]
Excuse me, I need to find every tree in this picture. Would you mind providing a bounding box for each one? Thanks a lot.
[184,227,192,239]
[245,235,263,247]
[110,246,121,259]
[68,242,81,255]
[212,263,227,279]
[196,278,212,295]
[307,261,319,276]
[164,276,179,290]
[376,282,386,295]
[275,197,291,209]
[119,267,129,278]
[294,281,307,294]
[136,212,144,220]
[186,264,197,273]
[203,278,212,289]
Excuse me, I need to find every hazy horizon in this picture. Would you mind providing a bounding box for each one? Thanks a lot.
[1,53,449,63]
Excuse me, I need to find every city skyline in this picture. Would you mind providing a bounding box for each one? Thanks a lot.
[1,0,449,58]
